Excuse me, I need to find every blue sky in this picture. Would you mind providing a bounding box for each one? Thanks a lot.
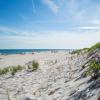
[0,0,100,49]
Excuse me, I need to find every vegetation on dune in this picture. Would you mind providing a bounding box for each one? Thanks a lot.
[79,43,100,79]
[0,67,10,75]
[10,65,23,76]
[71,48,88,54]
[87,42,100,52]
[71,42,100,55]
[0,65,23,76]
[0,60,39,76]
[32,60,39,71]
[0,43,99,78]
[83,60,100,79]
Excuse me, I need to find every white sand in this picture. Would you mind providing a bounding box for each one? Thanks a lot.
[0,51,68,68]
[0,51,99,100]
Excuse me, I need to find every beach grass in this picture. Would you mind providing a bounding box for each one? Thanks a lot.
[0,61,39,76]
[32,60,39,71]
[87,42,100,52]
[0,65,23,76]
[71,42,100,54]
[71,48,88,54]
[10,65,23,76]
[0,67,10,75]
[83,60,100,79]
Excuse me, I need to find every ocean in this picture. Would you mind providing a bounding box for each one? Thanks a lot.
[0,49,71,55]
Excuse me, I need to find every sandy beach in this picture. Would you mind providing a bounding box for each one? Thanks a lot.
[0,49,99,100]
[0,51,68,68]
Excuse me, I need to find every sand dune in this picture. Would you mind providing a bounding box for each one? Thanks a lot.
[0,51,100,100]
[0,51,68,68]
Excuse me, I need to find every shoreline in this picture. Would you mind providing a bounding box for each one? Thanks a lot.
[0,49,73,55]
[0,46,99,100]
[0,51,70,68]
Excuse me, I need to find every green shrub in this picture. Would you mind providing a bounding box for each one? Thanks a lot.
[87,42,100,52]
[82,69,92,77]
[0,67,9,75]
[90,60,100,70]
[32,61,39,71]
[71,43,100,55]
[83,60,100,79]
[10,65,23,76]
[89,60,100,79]
[71,49,82,54]
[71,48,88,54]
[10,66,18,76]
[0,65,23,76]
[17,65,23,70]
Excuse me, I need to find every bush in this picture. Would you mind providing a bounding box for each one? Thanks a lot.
[17,65,23,70]
[10,65,23,76]
[32,61,39,71]
[82,69,92,77]
[87,42,100,52]
[90,60,100,70]
[89,60,100,79]
[0,65,23,76]
[83,60,100,79]
[10,67,17,76]
[71,43,100,55]
[71,48,88,54]
[0,67,9,75]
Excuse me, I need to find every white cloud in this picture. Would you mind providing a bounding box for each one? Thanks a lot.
[0,26,19,35]
[0,25,100,49]
[78,26,100,30]
[90,20,100,25]
[0,31,100,49]
[43,0,59,13]
[0,26,37,36]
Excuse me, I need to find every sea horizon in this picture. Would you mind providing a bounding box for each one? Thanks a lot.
[0,49,73,55]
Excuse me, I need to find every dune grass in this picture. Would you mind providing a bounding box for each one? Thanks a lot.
[73,43,100,79]
[10,65,23,76]
[0,61,39,76]
[71,42,100,55]
[32,60,39,71]
[87,42,100,52]
[71,48,88,54]
[0,67,10,75]
[0,65,23,76]
[83,60,100,79]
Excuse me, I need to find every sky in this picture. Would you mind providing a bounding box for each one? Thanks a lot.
[0,0,100,49]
